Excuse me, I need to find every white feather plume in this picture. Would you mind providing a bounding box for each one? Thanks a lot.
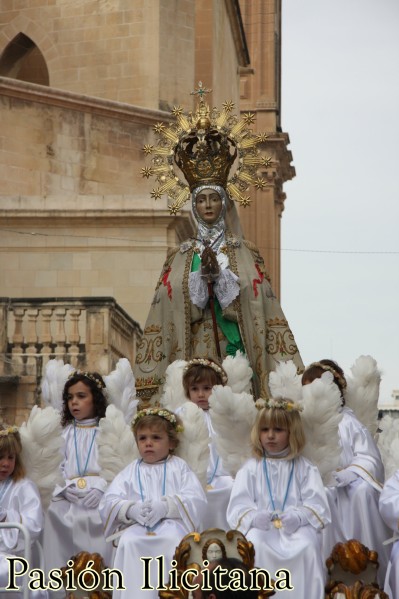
[269,360,302,402]
[41,359,75,412]
[160,360,188,411]
[222,352,253,394]
[378,415,399,480]
[97,404,138,482]
[175,401,210,488]
[19,405,64,509]
[300,372,343,483]
[345,355,381,437]
[103,358,137,424]
[209,386,257,477]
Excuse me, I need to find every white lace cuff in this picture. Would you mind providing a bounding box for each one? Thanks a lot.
[188,271,209,309]
[214,269,240,309]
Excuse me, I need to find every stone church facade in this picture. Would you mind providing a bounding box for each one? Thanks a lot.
[0,0,295,423]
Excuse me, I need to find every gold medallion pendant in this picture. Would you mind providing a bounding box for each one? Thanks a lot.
[273,517,282,529]
[77,478,87,489]
[206,484,213,491]
[146,531,156,536]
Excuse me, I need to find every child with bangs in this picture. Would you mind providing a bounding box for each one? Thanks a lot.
[99,407,207,599]
[182,358,233,530]
[0,423,47,599]
[227,399,330,599]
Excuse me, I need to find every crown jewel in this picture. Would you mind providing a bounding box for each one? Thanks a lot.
[142,82,271,215]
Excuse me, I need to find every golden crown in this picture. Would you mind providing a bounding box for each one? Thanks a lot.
[142,82,271,215]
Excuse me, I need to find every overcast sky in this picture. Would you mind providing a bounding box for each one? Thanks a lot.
[280,0,399,404]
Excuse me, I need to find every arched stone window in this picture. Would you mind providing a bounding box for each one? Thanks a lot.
[0,33,49,85]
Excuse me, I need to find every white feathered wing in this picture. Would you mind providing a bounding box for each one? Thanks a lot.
[97,404,138,483]
[159,359,188,412]
[209,385,257,477]
[345,355,381,438]
[378,415,399,480]
[269,360,302,402]
[20,405,64,509]
[173,401,210,489]
[300,371,343,483]
[103,358,137,424]
[222,352,253,394]
[41,359,75,412]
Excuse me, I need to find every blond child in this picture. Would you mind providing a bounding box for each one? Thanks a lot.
[0,423,47,599]
[227,399,330,599]
[99,407,207,599]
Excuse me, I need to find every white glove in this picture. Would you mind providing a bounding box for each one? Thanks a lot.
[280,510,303,535]
[126,501,151,526]
[145,500,168,529]
[251,510,273,531]
[64,486,80,503]
[0,507,7,521]
[332,469,358,487]
[82,488,104,509]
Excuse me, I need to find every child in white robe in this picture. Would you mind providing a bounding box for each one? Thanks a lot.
[379,469,399,598]
[181,358,233,531]
[43,371,110,581]
[227,398,330,599]
[0,423,48,599]
[302,359,390,581]
[99,407,207,599]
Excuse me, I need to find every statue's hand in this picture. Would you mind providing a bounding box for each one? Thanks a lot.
[201,246,220,280]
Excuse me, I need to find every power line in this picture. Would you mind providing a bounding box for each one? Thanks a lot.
[0,227,398,255]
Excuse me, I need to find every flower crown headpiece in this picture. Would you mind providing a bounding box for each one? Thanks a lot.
[142,81,271,215]
[68,370,106,390]
[183,358,228,385]
[0,425,19,438]
[307,362,347,390]
[255,397,303,413]
[131,408,184,433]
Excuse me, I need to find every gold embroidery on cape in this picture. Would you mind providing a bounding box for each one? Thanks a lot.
[136,325,165,367]
[266,318,299,357]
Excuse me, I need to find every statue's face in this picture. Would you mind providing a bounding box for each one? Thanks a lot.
[206,542,223,561]
[195,188,222,225]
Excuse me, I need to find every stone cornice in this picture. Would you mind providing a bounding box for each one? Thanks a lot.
[225,0,250,67]
[0,76,172,125]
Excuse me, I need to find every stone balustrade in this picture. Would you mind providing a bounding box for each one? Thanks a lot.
[0,297,142,424]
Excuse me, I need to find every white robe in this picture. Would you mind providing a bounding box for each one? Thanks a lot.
[227,456,330,599]
[202,411,233,531]
[379,470,399,598]
[0,477,48,599]
[323,407,390,582]
[99,455,207,599]
[176,406,233,531]
[43,418,110,585]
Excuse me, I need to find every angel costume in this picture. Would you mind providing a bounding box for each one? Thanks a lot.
[227,455,330,599]
[379,470,399,598]
[99,454,207,599]
[135,185,303,400]
[324,406,390,579]
[0,477,48,599]
[176,403,232,531]
[43,418,110,578]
